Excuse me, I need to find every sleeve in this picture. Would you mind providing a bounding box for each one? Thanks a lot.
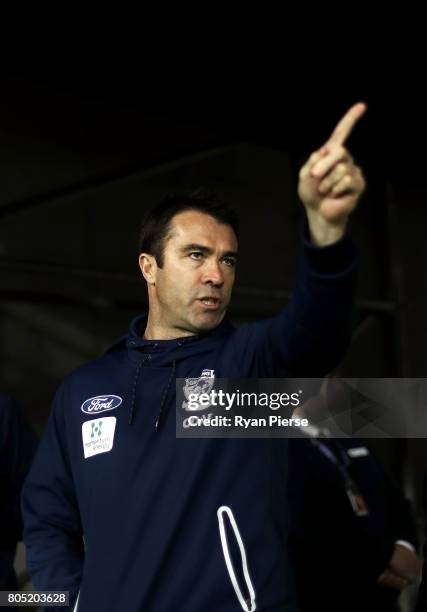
[369,455,419,573]
[21,385,83,610]
[233,220,359,377]
[383,468,418,552]
[415,475,427,612]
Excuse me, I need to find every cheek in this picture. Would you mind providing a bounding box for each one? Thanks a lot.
[225,273,235,293]
[156,275,175,303]
[158,272,196,305]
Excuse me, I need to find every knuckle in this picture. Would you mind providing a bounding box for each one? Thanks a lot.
[337,145,347,158]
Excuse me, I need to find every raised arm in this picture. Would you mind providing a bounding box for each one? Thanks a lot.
[233,104,367,377]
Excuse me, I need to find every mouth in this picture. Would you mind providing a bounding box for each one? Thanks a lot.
[197,297,221,311]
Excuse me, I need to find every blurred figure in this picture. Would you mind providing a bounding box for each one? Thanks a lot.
[288,435,421,612]
[0,395,38,598]
[414,474,427,611]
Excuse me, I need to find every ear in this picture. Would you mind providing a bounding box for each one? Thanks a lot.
[139,253,157,286]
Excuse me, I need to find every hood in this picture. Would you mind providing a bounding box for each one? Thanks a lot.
[106,313,235,365]
[105,313,235,429]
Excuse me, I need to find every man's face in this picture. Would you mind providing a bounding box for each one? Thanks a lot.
[145,210,238,336]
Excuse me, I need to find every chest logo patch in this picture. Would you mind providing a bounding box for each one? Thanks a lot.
[182,369,216,411]
[82,416,117,459]
[81,394,122,415]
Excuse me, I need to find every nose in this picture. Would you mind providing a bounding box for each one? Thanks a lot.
[202,260,224,287]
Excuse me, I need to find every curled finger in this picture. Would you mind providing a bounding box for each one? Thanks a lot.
[311,146,352,179]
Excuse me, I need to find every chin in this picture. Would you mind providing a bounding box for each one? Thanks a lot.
[192,313,224,333]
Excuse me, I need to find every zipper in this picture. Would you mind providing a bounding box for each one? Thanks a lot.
[217,505,257,612]
[73,591,80,612]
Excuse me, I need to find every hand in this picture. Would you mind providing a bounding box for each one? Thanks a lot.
[388,543,422,584]
[377,543,422,591]
[377,568,410,591]
[298,102,367,246]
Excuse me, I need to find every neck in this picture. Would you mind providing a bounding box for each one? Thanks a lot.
[143,314,197,341]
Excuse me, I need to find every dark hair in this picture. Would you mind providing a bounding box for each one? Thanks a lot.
[139,189,239,267]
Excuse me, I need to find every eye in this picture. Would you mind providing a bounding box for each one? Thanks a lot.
[222,257,236,268]
[189,251,203,260]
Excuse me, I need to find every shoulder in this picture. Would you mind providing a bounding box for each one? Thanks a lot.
[53,343,129,406]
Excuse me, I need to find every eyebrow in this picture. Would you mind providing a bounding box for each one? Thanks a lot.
[180,243,238,259]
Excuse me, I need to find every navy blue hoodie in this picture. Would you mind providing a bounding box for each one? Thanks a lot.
[22,231,358,612]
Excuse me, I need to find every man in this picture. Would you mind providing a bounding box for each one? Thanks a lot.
[415,474,427,611]
[288,433,421,612]
[0,395,38,603]
[22,103,366,611]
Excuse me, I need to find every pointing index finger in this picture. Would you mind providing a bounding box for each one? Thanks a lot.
[327,102,367,147]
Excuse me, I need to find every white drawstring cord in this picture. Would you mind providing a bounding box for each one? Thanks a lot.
[217,505,257,612]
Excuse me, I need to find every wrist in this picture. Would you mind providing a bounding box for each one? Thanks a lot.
[305,208,348,247]
[395,540,417,554]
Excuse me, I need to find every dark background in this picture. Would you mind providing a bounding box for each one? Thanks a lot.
[0,61,426,523]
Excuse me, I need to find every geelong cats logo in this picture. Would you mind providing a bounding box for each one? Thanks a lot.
[182,370,215,412]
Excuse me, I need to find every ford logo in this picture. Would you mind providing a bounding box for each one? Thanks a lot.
[81,394,123,415]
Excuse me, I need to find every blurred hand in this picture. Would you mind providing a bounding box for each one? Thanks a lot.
[389,543,422,584]
[377,568,409,591]
[377,543,422,590]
